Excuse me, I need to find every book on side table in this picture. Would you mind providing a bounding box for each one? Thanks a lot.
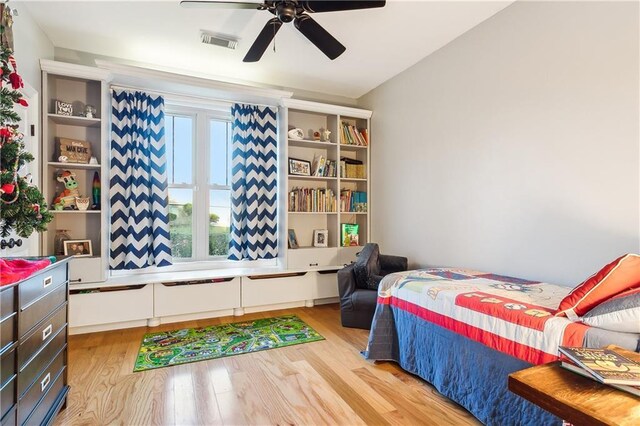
[559,346,640,397]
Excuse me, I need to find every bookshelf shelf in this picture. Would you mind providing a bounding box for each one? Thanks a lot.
[284,100,371,269]
[48,161,101,170]
[288,175,338,181]
[51,210,101,214]
[48,113,101,127]
[288,139,337,149]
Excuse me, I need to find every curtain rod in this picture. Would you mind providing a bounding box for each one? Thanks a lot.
[109,84,280,110]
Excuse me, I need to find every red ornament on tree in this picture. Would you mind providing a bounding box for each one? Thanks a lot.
[1,183,15,194]
[9,72,22,89]
[17,98,27,107]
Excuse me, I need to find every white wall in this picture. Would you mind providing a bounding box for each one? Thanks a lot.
[12,4,54,90]
[359,1,639,286]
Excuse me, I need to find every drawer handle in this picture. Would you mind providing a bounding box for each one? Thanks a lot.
[41,372,51,392]
[43,276,53,289]
[42,324,53,341]
[309,263,319,267]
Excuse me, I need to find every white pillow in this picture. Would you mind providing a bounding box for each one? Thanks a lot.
[581,288,640,333]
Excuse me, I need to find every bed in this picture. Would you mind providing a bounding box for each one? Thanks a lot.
[364,268,640,426]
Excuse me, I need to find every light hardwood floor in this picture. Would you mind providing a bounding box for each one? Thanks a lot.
[55,304,480,425]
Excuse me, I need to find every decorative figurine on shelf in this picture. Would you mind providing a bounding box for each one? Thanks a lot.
[53,170,80,208]
[58,155,68,163]
[321,128,331,142]
[88,156,98,165]
[312,131,321,140]
[91,172,100,209]
[75,197,90,211]
[287,127,304,140]
[84,105,96,119]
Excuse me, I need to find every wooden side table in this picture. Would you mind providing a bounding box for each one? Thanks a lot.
[508,345,640,426]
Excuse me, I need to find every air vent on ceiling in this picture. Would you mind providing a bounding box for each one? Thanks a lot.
[201,31,238,50]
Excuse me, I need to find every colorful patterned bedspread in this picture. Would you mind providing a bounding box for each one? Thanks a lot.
[376,268,589,364]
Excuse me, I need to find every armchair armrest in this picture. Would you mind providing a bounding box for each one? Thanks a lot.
[379,254,408,274]
[338,263,357,311]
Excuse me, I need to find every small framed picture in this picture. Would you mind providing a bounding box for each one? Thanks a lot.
[55,100,73,116]
[287,229,299,249]
[63,239,92,257]
[288,158,311,176]
[313,229,328,247]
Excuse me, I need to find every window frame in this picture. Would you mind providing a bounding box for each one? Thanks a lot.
[165,105,233,262]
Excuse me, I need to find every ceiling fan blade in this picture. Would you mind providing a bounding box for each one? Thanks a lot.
[243,18,283,62]
[180,0,265,10]
[294,14,345,60]
[299,1,386,13]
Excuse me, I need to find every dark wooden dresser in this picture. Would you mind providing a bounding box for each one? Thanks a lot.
[0,257,70,426]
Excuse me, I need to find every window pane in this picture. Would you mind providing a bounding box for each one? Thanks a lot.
[166,115,193,185]
[209,189,231,257]
[210,120,229,186]
[168,188,193,258]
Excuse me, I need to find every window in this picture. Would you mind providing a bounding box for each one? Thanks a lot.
[165,108,232,260]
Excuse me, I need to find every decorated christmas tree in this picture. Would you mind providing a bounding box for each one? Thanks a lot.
[0,4,52,237]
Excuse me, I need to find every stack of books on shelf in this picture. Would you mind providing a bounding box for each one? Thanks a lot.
[340,190,367,213]
[289,187,337,213]
[340,157,366,179]
[558,346,640,397]
[340,122,368,146]
[312,154,337,178]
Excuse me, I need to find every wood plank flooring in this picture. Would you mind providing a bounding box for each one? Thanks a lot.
[55,304,480,425]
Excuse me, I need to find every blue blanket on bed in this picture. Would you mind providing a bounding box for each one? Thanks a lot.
[365,303,561,426]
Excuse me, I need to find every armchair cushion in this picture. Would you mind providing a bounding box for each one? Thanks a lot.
[353,243,382,290]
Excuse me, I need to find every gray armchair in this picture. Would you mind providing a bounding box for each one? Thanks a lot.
[338,243,408,329]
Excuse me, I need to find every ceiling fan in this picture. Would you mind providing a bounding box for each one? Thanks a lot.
[181,1,386,62]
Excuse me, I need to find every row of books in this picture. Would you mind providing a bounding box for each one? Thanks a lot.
[341,122,369,146]
[312,155,338,177]
[340,190,367,213]
[559,346,640,397]
[288,187,337,213]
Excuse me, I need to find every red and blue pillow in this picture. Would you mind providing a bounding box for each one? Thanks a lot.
[556,254,640,320]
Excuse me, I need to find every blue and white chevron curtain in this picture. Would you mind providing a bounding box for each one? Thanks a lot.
[109,89,172,270]
[228,104,278,260]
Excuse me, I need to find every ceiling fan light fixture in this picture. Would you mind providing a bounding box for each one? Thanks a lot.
[201,31,239,50]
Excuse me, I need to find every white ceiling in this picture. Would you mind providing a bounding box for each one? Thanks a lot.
[24,0,513,99]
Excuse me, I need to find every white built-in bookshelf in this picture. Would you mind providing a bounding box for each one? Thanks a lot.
[40,60,110,283]
[282,99,372,271]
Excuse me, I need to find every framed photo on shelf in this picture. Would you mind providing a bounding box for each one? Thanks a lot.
[313,229,328,247]
[287,229,299,249]
[288,158,311,176]
[63,239,93,257]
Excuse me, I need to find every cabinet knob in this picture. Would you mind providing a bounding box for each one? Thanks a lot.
[15,238,22,247]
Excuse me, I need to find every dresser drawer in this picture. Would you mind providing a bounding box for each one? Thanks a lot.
[19,283,67,339]
[18,349,65,426]
[18,326,66,398]
[18,304,67,370]
[0,348,15,388]
[0,315,16,354]
[0,376,15,421]
[0,405,15,426]
[19,266,67,311]
[0,287,15,322]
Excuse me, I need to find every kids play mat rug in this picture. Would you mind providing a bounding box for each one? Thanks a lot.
[134,315,324,372]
